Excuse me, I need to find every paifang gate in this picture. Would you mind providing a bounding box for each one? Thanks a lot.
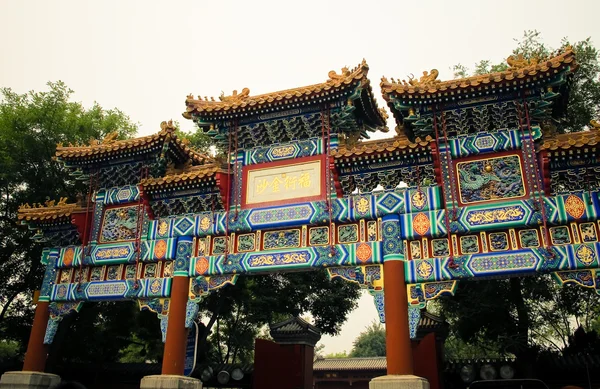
[10,48,600,388]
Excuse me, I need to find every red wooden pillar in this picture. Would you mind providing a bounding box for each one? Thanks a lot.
[162,236,193,376]
[162,276,189,375]
[22,301,50,372]
[382,214,414,376]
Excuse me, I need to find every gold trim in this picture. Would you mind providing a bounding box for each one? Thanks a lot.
[480,232,488,253]
[571,222,581,244]
[509,229,519,250]
[422,237,429,258]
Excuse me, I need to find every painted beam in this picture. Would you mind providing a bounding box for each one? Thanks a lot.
[190,241,383,277]
[405,242,600,283]
[146,187,443,239]
[50,278,171,302]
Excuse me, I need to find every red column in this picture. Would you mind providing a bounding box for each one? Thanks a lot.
[22,301,50,372]
[383,260,413,375]
[162,276,189,375]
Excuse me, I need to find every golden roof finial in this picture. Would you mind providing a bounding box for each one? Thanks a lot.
[328,66,352,81]
[160,120,176,131]
[408,69,440,87]
[101,132,118,144]
[507,54,538,70]
[219,88,250,102]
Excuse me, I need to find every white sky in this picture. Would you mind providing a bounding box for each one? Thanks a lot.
[2,0,599,354]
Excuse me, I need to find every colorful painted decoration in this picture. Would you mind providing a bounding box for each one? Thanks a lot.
[14,50,600,353]
[100,205,139,243]
[459,235,479,254]
[263,229,301,250]
[489,232,509,251]
[309,227,329,246]
[550,226,571,245]
[457,155,525,204]
[519,229,540,248]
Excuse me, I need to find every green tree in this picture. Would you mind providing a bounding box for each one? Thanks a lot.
[0,81,137,359]
[45,302,164,370]
[197,272,361,364]
[324,351,348,358]
[348,322,386,357]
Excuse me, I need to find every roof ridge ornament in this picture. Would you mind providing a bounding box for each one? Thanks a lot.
[328,66,352,81]
[407,69,440,87]
[219,88,250,102]
[160,120,177,132]
[507,53,538,70]
[19,197,72,211]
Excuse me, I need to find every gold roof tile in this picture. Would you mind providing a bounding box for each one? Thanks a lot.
[332,135,431,159]
[18,199,84,222]
[140,163,226,190]
[540,128,600,152]
[381,48,577,99]
[55,121,213,164]
[184,60,374,117]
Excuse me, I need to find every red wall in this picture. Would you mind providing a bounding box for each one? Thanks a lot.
[253,339,314,389]
[413,333,441,389]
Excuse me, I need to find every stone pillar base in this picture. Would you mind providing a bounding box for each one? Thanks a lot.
[370,375,429,389]
[140,375,202,389]
[0,371,60,389]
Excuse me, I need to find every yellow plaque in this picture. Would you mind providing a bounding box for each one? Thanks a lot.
[244,159,322,206]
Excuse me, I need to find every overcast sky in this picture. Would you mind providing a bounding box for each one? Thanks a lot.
[2,0,599,354]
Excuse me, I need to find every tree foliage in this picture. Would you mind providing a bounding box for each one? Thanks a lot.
[0,81,137,358]
[348,322,386,357]
[197,272,361,364]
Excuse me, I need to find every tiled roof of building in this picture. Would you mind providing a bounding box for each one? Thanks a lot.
[270,317,321,346]
[17,199,84,223]
[55,121,212,164]
[140,163,226,191]
[332,134,431,159]
[313,357,386,371]
[540,128,600,151]
[184,60,387,128]
[418,311,447,330]
[381,48,577,99]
